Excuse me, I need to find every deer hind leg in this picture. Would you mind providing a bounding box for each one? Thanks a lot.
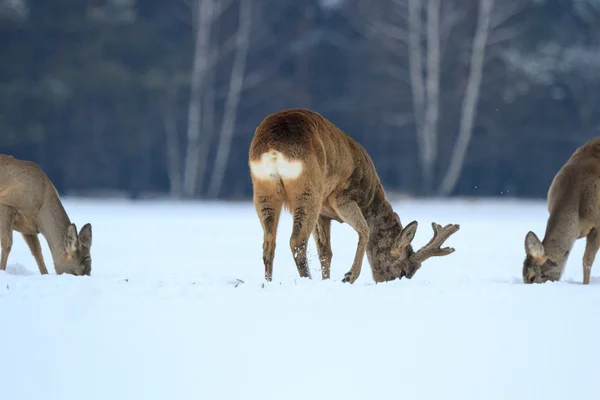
[22,234,49,275]
[334,200,369,284]
[253,186,283,282]
[0,206,15,272]
[583,228,600,285]
[312,215,333,280]
[289,190,321,280]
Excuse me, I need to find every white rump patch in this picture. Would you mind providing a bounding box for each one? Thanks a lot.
[250,151,303,181]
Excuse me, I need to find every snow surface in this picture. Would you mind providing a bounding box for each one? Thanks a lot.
[1,198,599,400]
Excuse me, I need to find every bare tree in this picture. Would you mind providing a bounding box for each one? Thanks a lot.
[182,0,217,198]
[438,0,494,196]
[207,0,253,198]
[160,77,183,198]
[343,0,462,194]
[408,0,425,174]
[344,0,528,195]
[438,0,528,195]
[421,0,441,193]
[170,0,287,198]
[194,19,219,196]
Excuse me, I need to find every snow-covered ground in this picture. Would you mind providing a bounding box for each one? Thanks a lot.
[1,198,599,400]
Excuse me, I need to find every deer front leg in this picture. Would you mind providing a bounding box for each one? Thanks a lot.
[583,228,600,285]
[0,209,14,272]
[22,233,49,275]
[312,215,333,280]
[334,201,369,284]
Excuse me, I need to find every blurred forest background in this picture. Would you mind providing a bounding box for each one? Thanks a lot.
[1,0,600,200]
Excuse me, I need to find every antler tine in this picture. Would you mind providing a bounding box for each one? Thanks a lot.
[412,222,460,263]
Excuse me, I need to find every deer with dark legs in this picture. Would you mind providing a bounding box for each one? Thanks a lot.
[0,155,92,276]
[523,137,600,285]
[248,108,460,283]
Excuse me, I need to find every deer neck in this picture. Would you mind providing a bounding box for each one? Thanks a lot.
[363,188,408,270]
[38,188,71,270]
[541,211,578,279]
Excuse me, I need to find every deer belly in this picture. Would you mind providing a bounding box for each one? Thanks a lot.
[12,212,38,234]
[578,220,595,239]
[319,207,343,223]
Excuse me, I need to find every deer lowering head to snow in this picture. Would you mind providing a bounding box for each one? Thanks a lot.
[0,155,92,276]
[248,108,460,283]
[523,137,600,285]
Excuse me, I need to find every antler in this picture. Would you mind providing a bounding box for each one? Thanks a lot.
[411,222,460,263]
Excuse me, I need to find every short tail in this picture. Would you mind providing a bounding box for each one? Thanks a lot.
[249,150,304,182]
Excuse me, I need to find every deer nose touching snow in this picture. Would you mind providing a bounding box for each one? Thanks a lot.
[0,154,92,276]
[248,108,460,284]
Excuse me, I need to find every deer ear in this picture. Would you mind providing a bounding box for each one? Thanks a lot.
[65,223,78,253]
[525,231,544,258]
[396,221,418,249]
[79,223,92,248]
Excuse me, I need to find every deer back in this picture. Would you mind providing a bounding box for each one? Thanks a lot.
[249,108,381,207]
[547,137,600,231]
[0,155,50,217]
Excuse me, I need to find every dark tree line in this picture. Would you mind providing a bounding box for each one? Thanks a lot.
[1,0,599,200]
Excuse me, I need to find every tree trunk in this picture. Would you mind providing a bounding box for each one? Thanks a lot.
[161,79,182,198]
[207,0,253,198]
[421,0,441,194]
[182,0,214,198]
[408,0,426,183]
[195,32,218,196]
[438,0,494,196]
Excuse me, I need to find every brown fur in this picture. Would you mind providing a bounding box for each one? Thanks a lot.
[523,136,600,284]
[249,108,460,283]
[0,155,92,276]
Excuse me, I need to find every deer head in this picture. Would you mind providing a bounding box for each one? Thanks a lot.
[368,217,460,282]
[57,223,93,276]
[522,231,558,284]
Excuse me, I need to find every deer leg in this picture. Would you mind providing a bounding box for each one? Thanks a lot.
[289,192,320,280]
[583,228,600,285]
[312,215,333,280]
[335,201,369,284]
[254,190,283,282]
[0,209,14,272]
[22,233,49,275]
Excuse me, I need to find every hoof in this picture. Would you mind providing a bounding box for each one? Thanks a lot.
[342,272,352,283]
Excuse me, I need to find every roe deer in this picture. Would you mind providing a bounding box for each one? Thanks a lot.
[248,108,460,283]
[523,136,600,285]
[0,155,92,276]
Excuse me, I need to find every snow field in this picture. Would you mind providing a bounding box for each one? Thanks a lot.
[0,198,599,400]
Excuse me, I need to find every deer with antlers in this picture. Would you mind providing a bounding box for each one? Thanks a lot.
[248,108,460,283]
[523,136,600,285]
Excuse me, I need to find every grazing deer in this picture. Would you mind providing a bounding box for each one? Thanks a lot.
[248,108,460,283]
[0,155,92,276]
[523,136,600,285]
